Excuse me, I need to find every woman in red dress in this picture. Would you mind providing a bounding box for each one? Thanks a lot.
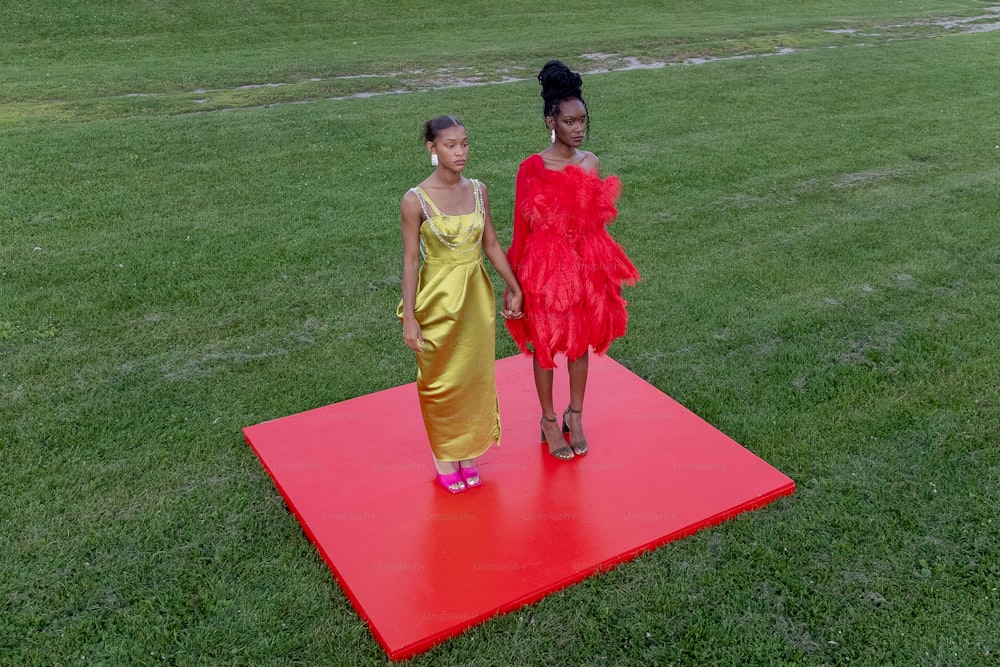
[505,60,640,460]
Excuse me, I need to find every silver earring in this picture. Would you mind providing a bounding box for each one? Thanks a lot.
[550,129,556,143]
[430,153,438,166]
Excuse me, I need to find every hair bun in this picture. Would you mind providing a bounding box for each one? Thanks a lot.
[538,60,582,103]
[422,114,464,144]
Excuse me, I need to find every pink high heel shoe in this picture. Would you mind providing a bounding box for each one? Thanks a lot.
[459,464,481,488]
[437,471,467,494]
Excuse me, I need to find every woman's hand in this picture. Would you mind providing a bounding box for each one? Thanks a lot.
[402,316,424,352]
[502,287,523,320]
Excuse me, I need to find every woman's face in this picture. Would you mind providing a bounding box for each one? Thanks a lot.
[428,126,469,172]
[548,98,587,148]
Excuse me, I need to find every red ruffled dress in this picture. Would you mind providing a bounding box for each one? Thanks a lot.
[506,153,640,369]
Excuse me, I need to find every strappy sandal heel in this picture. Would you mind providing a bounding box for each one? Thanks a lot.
[562,405,588,456]
[541,413,574,460]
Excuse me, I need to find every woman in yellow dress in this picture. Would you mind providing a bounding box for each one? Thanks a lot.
[398,115,524,493]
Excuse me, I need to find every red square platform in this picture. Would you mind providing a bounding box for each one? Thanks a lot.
[243,354,794,660]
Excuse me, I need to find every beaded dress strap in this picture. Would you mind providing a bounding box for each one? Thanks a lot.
[409,187,435,221]
[471,179,482,215]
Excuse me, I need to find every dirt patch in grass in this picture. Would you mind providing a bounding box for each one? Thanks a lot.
[172,8,1000,108]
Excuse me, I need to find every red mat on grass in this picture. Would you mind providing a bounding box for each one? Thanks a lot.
[243,355,794,660]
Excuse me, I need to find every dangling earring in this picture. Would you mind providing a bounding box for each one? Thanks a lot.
[550,128,556,143]
[430,153,439,167]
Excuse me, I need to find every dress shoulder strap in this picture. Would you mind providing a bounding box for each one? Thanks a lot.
[470,179,483,216]
[409,186,441,220]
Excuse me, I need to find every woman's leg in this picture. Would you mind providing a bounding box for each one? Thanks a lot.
[433,458,459,475]
[567,350,589,410]
[533,355,555,417]
[564,350,589,454]
[535,355,572,458]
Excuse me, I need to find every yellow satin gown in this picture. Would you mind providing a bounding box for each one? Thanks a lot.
[397,180,501,461]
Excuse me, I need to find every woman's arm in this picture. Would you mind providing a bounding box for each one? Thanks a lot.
[479,183,523,319]
[400,191,425,351]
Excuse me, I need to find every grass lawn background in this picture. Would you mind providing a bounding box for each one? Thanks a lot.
[2,1,998,664]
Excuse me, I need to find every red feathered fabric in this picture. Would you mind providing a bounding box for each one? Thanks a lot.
[506,154,640,369]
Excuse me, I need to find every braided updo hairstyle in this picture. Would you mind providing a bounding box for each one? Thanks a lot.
[538,60,589,134]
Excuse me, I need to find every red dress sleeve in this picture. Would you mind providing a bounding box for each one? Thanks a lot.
[506,158,533,272]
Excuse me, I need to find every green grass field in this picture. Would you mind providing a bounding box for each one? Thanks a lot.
[3,1,999,664]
